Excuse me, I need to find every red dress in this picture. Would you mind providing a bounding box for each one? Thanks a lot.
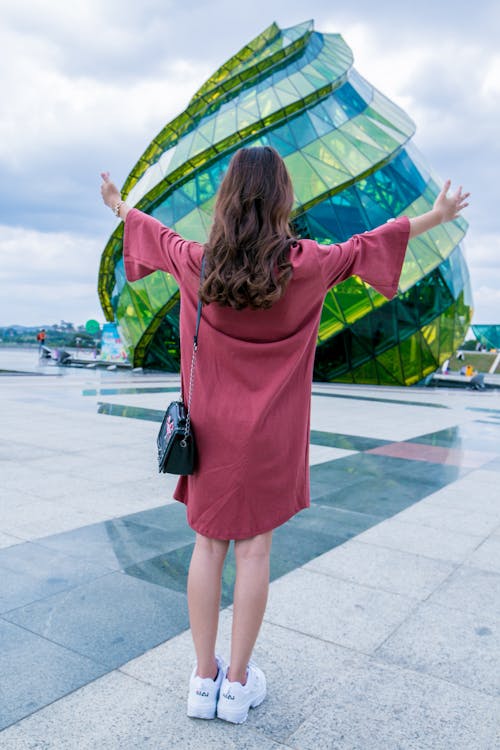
[123,210,410,539]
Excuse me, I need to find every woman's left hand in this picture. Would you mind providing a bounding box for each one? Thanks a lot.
[100,171,121,209]
[433,180,470,223]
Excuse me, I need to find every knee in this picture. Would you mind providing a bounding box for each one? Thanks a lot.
[234,530,273,563]
[194,533,229,560]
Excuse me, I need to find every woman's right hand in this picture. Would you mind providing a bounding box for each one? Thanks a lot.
[100,171,121,209]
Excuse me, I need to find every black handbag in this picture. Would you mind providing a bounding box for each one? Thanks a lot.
[157,258,205,475]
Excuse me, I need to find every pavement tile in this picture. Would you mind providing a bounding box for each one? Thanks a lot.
[263,567,418,653]
[424,564,500,620]
[302,538,457,599]
[374,599,500,697]
[0,541,112,612]
[354,517,484,563]
[393,498,500,537]
[464,534,500,572]
[0,618,109,731]
[2,571,190,669]
[287,650,500,750]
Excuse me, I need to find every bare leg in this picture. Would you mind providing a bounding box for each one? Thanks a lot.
[187,532,230,678]
[228,530,273,684]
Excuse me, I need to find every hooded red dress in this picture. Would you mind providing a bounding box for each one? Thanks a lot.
[123,210,410,539]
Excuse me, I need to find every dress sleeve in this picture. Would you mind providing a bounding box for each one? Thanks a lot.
[122,208,197,284]
[315,215,411,299]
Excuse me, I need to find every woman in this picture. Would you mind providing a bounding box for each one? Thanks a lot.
[100,147,468,724]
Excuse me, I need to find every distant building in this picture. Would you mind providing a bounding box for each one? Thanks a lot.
[472,325,500,350]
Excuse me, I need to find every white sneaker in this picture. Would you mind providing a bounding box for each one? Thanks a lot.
[187,655,226,720]
[216,661,266,724]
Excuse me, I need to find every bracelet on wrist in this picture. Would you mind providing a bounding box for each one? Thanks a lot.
[112,199,124,217]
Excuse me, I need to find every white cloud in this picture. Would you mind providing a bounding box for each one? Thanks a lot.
[0,224,104,326]
[0,21,210,172]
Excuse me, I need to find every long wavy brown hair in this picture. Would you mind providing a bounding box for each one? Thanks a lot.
[199,146,296,310]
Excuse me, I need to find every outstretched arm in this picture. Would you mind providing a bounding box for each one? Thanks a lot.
[100,172,131,221]
[409,180,470,239]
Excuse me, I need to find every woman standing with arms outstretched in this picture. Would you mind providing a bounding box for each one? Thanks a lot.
[101,147,468,724]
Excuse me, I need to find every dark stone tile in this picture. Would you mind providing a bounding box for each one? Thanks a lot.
[311,472,455,519]
[33,517,193,570]
[97,402,164,422]
[124,542,201,597]
[295,503,382,539]
[310,430,388,451]
[121,502,194,538]
[310,452,463,489]
[311,390,449,409]
[0,618,109,730]
[3,571,189,669]
[409,422,500,453]
[0,541,111,613]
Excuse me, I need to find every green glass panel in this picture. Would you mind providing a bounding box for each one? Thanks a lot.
[376,344,404,384]
[213,108,237,141]
[236,107,256,130]
[399,333,423,385]
[421,320,440,360]
[331,371,355,384]
[418,331,439,376]
[321,131,371,174]
[273,85,297,108]
[341,132,386,164]
[197,117,216,144]
[283,152,318,203]
[302,70,329,89]
[317,316,345,342]
[408,236,443,274]
[332,278,373,325]
[274,76,302,98]
[173,210,208,242]
[342,119,380,149]
[350,315,375,356]
[292,71,315,97]
[438,306,455,361]
[425,223,458,261]
[359,117,400,154]
[302,139,349,174]
[351,358,380,385]
[239,88,260,113]
[399,246,426,290]
[145,274,179,310]
[259,89,281,118]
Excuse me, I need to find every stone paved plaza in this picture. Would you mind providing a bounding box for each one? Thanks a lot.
[1,353,499,749]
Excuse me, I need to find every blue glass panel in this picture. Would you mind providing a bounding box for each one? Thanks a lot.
[288,112,321,148]
[438,245,466,299]
[334,82,367,117]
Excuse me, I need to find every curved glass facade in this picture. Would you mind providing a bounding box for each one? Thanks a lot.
[98,20,473,384]
[472,325,500,350]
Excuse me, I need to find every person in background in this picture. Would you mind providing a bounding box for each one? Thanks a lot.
[36,328,46,354]
[100,148,469,725]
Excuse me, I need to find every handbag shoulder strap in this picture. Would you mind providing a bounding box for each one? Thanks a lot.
[182,256,205,439]
[193,255,206,348]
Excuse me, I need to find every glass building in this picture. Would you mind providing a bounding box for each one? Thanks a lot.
[98,20,473,385]
[471,325,500,350]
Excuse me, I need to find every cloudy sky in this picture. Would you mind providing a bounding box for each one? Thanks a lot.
[1,0,498,327]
